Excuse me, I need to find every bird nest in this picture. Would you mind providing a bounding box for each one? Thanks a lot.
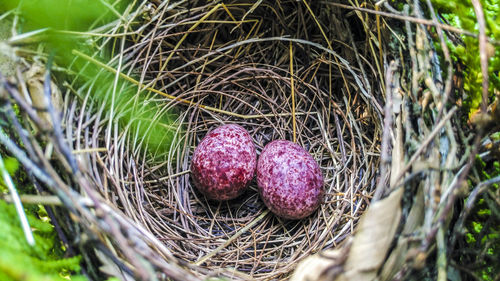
[73,3,379,279]
[0,0,479,280]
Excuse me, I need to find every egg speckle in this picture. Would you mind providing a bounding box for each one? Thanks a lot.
[257,140,324,219]
[190,124,257,201]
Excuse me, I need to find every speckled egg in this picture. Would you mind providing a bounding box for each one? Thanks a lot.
[257,140,324,219]
[190,124,257,201]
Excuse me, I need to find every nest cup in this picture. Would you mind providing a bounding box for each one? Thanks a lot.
[3,2,385,280]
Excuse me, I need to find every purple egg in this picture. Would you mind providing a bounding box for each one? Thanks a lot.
[257,140,324,219]
[190,124,257,201]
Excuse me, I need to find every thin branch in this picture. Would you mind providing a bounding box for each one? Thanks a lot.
[373,60,398,201]
[392,107,458,185]
[0,155,35,245]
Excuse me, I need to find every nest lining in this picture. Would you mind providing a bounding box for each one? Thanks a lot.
[36,1,383,280]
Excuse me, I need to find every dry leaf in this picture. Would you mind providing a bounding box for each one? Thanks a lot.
[401,184,425,235]
[379,185,424,280]
[290,244,350,281]
[292,188,404,281]
[95,249,135,281]
[469,93,500,132]
[291,186,405,281]
[23,62,63,127]
[337,187,404,281]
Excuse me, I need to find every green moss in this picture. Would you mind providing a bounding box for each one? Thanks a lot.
[0,157,19,193]
[460,153,500,279]
[0,157,18,177]
[0,200,86,281]
[433,0,499,115]
[472,221,483,233]
[466,232,476,243]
